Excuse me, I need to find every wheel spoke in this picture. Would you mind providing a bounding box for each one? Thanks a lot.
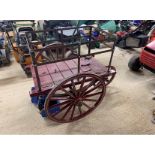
[61,87,74,98]
[81,102,91,109]
[83,82,102,96]
[80,79,96,96]
[83,98,97,102]
[84,91,102,98]
[104,77,109,82]
[79,76,86,91]
[70,105,76,120]
[50,97,70,101]
[51,102,72,117]
[70,79,77,96]
[78,106,82,115]
[53,93,71,97]
[61,104,74,120]
[49,100,72,108]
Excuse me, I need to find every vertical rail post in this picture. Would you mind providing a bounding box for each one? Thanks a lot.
[60,29,65,59]
[25,31,41,92]
[31,51,42,92]
[77,43,81,74]
[108,40,116,72]
[88,26,92,55]
[60,29,63,43]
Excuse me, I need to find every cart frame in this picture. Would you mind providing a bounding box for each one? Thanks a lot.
[26,25,116,123]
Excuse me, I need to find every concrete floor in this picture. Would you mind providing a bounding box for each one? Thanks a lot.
[1,47,155,134]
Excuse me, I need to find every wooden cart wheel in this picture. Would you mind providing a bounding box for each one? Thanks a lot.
[104,66,116,85]
[44,73,106,123]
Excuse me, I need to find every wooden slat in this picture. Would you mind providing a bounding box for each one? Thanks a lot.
[37,65,49,76]
[65,60,78,74]
[39,75,53,86]
[46,63,64,84]
[56,61,70,71]
[56,61,73,78]
[46,63,59,73]
[65,59,77,69]
[50,72,64,83]
[61,70,74,79]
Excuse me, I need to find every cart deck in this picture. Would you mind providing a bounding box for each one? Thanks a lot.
[30,57,114,96]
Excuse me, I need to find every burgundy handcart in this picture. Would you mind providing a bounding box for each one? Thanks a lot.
[26,26,116,123]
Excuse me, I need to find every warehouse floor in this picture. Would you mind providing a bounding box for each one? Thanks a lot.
[0,47,155,134]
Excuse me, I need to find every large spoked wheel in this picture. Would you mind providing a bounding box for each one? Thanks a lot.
[103,66,116,85]
[45,73,106,123]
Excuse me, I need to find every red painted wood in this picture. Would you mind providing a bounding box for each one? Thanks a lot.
[61,70,74,78]
[46,63,64,83]
[30,57,108,96]
[89,58,108,74]
[65,60,78,74]
[30,66,36,77]
[50,72,64,83]
[39,75,53,86]
[56,61,73,78]
[37,65,49,76]
[46,63,59,73]
[65,59,77,69]
[41,85,53,91]
[56,61,70,71]
[70,68,78,74]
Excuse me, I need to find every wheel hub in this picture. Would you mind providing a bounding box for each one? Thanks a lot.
[74,98,83,106]
[77,102,83,107]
